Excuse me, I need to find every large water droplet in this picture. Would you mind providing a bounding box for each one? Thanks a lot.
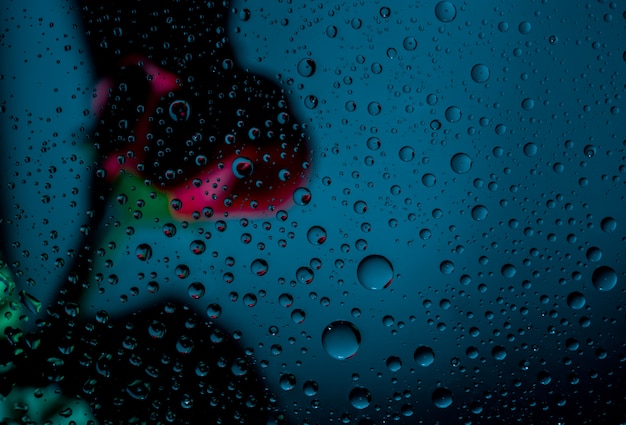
[450,152,472,174]
[297,58,316,77]
[303,380,318,396]
[280,374,297,391]
[187,282,205,299]
[432,387,454,408]
[357,255,394,290]
[491,345,507,360]
[135,243,152,261]
[600,216,617,233]
[293,187,312,206]
[168,100,190,122]
[251,259,269,276]
[470,64,490,83]
[349,387,371,409]
[592,266,618,291]
[445,106,462,123]
[567,291,586,309]
[402,36,418,51]
[435,1,457,22]
[322,320,361,359]
[307,226,327,245]
[414,346,435,367]
[471,205,489,221]
[232,157,254,179]
[296,266,314,284]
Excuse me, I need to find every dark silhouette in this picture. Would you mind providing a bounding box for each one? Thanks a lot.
[2,1,309,423]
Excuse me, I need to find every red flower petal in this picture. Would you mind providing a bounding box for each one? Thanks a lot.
[95,55,310,219]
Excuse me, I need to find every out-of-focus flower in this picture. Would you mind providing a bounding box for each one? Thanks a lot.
[93,54,311,220]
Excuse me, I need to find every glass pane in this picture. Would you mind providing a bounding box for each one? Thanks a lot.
[1,1,625,424]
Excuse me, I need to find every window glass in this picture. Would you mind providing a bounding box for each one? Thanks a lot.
[1,1,625,424]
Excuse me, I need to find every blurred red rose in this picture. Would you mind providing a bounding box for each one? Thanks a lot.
[92,54,311,219]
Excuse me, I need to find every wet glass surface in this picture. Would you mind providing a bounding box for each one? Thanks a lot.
[1,1,625,424]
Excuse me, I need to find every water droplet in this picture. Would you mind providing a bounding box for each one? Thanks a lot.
[307,226,327,245]
[238,8,251,21]
[422,173,437,187]
[491,345,507,360]
[135,243,152,261]
[592,266,618,292]
[187,282,205,299]
[567,291,586,309]
[176,335,194,355]
[175,264,190,279]
[280,374,297,391]
[439,260,455,275]
[414,346,435,367]
[366,137,381,151]
[584,145,597,158]
[379,7,391,18]
[367,102,382,116]
[189,240,206,255]
[518,21,532,34]
[232,157,254,179]
[402,36,418,51]
[357,255,394,290]
[293,187,312,206]
[322,320,361,360]
[435,1,457,22]
[386,356,402,372]
[279,293,294,308]
[296,266,314,284]
[450,153,472,174]
[243,293,258,307]
[297,58,316,77]
[168,100,190,122]
[353,200,368,214]
[432,387,454,408]
[501,263,517,278]
[522,98,535,111]
[523,143,538,157]
[472,205,489,221]
[600,216,617,233]
[349,386,371,409]
[304,94,318,109]
[470,64,490,83]
[303,380,318,396]
[586,247,602,262]
[399,146,415,162]
[445,106,462,123]
[206,303,222,319]
[291,309,306,324]
[162,223,177,237]
[126,380,150,400]
[251,259,269,276]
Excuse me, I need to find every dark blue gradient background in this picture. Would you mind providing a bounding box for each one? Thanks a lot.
[1,1,625,424]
